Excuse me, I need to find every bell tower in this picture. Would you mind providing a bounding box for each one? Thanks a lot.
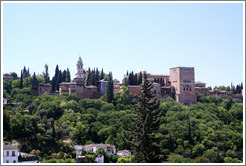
[75,56,84,78]
[74,56,87,85]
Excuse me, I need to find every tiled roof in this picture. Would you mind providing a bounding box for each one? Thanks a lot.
[83,144,115,149]
[86,85,97,88]
[19,152,35,157]
[117,150,130,153]
[3,145,18,150]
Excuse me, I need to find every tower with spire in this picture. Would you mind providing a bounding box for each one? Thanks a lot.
[75,56,84,78]
[73,56,87,85]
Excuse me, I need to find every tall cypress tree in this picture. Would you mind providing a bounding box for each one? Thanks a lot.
[23,66,27,78]
[86,68,91,86]
[52,76,56,91]
[100,68,104,80]
[31,72,38,91]
[96,68,99,82]
[65,68,71,82]
[56,70,62,90]
[106,72,114,103]
[128,72,133,85]
[62,70,66,82]
[138,72,142,85]
[43,64,50,83]
[134,73,138,85]
[20,70,23,89]
[130,72,160,163]
[55,65,59,82]
[92,68,96,86]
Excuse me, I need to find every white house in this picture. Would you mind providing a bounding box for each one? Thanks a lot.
[82,144,116,156]
[3,145,19,163]
[117,150,131,158]
[3,98,7,105]
[74,144,116,163]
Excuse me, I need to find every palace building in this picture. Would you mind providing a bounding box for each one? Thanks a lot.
[38,57,243,104]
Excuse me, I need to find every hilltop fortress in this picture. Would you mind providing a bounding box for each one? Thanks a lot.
[38,57,243,105]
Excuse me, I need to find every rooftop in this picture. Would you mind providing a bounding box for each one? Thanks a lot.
[117,150,130,153]
[83,144,115,149]
[3,145,18,150]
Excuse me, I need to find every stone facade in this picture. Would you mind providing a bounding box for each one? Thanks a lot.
[138,71,171,86]
[169,67,197,105]
[38,83,52,95]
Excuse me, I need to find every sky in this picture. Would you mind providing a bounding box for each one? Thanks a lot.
[2,2,244,87]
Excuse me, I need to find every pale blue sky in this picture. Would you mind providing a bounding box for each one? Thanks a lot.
[3,2,244,87]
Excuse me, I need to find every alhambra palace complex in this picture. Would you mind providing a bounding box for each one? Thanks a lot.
[38,57,243,105]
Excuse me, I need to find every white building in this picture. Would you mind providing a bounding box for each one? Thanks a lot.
[3,98,7,105]
[3,145,19,163]
[74,144,116,163]
[117,150,131,158]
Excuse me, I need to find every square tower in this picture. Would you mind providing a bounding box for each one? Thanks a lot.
[169,67,197,105]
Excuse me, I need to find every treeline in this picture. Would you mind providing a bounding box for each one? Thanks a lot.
[123,70,166,86]
[123,71,142,86]
[207,82,243,94]
[51,65,71,91]
[86,68,104,86]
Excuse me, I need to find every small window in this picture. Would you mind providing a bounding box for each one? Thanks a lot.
[6,151,9,156]
[13,160,16,163]
[183,88,185,91]
[12,151,15,156]
[6,160,9,163]
[190,88,192,91]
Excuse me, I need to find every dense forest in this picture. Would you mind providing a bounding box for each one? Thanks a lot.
[2,66,244,163]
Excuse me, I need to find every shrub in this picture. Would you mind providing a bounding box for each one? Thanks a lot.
[194,156,210,163]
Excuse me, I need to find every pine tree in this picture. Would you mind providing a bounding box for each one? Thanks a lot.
[43,64,50,83]
[130,72,160,163]
[65,68,71,82]
[106,72,114,103]
[138,72,142,85]
[31,72,38,91]
[100,68,104,80]
[126,70,129,76]
[20,70,23,89]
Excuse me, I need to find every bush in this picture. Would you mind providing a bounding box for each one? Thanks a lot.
[167,154,194,163]
[194,156,210,163]
[192,144,205,157]
[65,154,71,159]
[224,157,242,163]
[226,150,237,158]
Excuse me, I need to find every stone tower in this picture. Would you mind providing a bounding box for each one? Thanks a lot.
[169,67,197,105]
[73,56,87,85]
